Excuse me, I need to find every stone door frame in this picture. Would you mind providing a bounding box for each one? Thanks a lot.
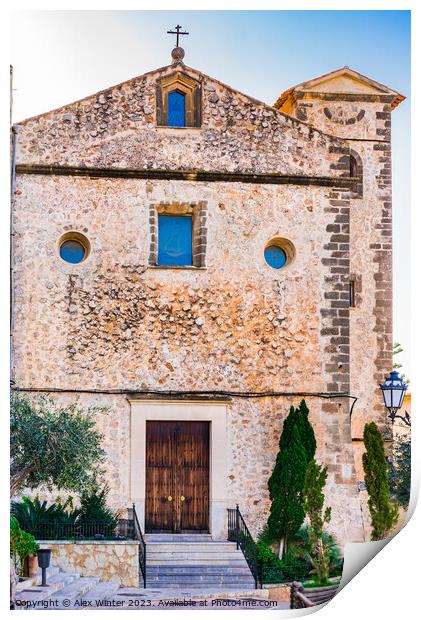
[128,399,228,540]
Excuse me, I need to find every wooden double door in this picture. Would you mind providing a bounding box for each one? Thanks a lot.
[145,421,210,533]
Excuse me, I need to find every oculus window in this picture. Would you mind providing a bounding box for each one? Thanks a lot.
[264,245,287,269]
[264,237,295,270]
[59,232,90,265]
[158,215,193,266]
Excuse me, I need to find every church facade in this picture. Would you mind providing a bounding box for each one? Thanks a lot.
[11,46,404,546]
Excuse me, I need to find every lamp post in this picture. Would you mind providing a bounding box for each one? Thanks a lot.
[379,370,410,426]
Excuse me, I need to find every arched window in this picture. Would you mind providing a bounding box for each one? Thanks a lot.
[350,154,358,179]
[349,150,363,198]
[168,90,186,127]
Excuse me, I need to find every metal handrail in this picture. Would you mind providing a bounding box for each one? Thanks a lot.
[227,505,262,589]
[132,503,146,588]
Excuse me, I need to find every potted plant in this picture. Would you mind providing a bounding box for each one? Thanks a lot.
[15,529,40,578]
[26,547,39,578]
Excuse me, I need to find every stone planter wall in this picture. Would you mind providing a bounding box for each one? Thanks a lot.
[38,541,140,587]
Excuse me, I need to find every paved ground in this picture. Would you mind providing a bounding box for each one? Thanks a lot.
[16,585,289,611]
[15,569,290,611]
[106,588,289,610]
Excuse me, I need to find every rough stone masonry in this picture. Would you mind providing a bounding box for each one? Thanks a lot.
[11,54,405,547]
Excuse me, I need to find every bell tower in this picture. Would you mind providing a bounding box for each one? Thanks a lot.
[275,67,406,507]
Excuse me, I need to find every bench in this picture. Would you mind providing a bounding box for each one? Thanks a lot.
[290,580,339,608]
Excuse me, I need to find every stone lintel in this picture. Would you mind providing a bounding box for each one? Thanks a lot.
[127,393,232,402]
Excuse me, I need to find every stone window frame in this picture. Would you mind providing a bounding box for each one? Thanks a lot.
[156,72,202,128]
[149,201,208,268]
[349,149,363,199]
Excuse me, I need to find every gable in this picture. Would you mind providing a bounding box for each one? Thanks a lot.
[275,67,405,111]
[301,73,388,95]
[15,62,347,179]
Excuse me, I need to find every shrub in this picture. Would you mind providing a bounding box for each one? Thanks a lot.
[12,486,119,540]
[12,496,61,530]
[11,496,80,534]
[257,540,310,584]
[79,482,118,534]
[257,527,343,584]
[294,526,343,578]
[10,516,39,576]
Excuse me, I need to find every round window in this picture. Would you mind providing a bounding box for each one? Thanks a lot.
[264,245,287,269]
[59,232,90,264]
[60,240,86,264]
[264,237,295,270]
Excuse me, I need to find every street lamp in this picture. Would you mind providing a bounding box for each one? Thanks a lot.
[379,370,410,426]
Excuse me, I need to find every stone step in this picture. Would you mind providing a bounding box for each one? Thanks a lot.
[147,549,244,557]
[16,571,80,605]
[53,577,100,600]
[145,534,213,542]
[80,580,121,603]
[17,565,60,591]
[146,542,238,551]
[146,582,257,590]
[147,558,249,566]
[146,572,255,581]
[146,575,254,588]
[36,565,60,579]
[147,565,252,575]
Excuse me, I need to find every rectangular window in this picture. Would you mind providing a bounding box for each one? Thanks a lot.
[158,215,193,266]
[168,91,186,127]
[349,280,356,307]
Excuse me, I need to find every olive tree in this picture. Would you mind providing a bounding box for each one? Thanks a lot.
[10,393,107,496]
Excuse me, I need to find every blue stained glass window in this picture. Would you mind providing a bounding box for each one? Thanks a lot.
[168,90,186,127]
[264,245,287,269]
[158,215,193,266]
[60,240,86,264]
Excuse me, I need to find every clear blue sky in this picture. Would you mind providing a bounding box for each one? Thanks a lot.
[11,10,411,377]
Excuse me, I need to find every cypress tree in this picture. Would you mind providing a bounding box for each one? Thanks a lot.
[362,422,399,540]
[278,400,316,461]
[267,401,316,558]
[296,400,317,462]
[302,459,332,585]
[388,434,411,509]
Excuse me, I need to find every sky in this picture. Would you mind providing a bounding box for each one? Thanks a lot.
[10,10,411,378]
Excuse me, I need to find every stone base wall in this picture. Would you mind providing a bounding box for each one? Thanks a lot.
[38,541,140,587]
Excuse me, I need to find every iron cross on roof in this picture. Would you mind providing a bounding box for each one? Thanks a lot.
[167,24,189,47]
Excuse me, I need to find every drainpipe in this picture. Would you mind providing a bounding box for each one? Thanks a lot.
[11,124,20,195]
[10,125,20,381]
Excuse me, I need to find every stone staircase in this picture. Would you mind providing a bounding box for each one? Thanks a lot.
[15,565,120,609]
[145,534,256,590]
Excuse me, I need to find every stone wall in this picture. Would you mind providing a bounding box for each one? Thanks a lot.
[12,173,364,545]
[38,541,140,587]
[13,177,341,392]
